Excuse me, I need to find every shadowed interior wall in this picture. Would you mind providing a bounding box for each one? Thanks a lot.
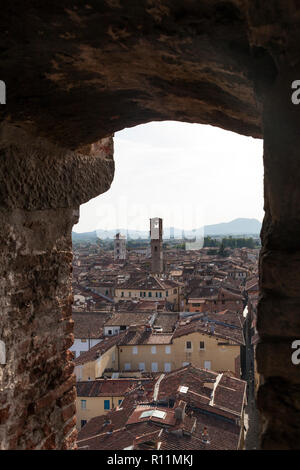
[0,0,300,449]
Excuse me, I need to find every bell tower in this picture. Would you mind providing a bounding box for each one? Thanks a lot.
[150,218,163,273]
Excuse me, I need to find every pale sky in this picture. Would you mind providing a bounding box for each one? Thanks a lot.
[73,121,264,233]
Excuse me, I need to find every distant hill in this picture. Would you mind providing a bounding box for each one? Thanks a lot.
[204,218,262,236]
[72,218,262,242]
[72,230,98,242]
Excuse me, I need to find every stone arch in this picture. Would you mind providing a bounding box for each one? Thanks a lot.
[0,1,299,450]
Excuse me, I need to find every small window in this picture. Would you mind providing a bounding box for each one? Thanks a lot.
[81,400,86,409]
[165,346,171,354]
[124,363,131,371]
[186,341,192,350]
[166,290,168,297]
[200,341,205,350]
[148,292,152,297]
[151,346,157,354]
[108,330,112,335]
[118,399,123,405]
[81,339,87,343]
[121,291,124,297]
[81,420,87,428]
[104,400,110,410]
[132,346,138,355]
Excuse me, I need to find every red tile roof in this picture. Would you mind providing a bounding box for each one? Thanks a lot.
[76,378,154,397]
[74,333,125,365]
[173,312,245,346]
[76,365,246,450]
[118,326,173,346]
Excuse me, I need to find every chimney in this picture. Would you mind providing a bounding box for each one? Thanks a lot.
[174,400,187,422]
[201,426,210,444]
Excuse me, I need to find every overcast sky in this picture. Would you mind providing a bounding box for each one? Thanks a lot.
[73,121,264,233]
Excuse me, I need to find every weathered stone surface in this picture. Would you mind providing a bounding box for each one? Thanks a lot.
[257,380,300,450]
[0,124,114,211]
[0,208,79,450]
[257,296,300,338]
[256,61,300,449]
[0,0,281,149]
[0,0,300,452]
[256,341,300,383]
[260,249,300,298]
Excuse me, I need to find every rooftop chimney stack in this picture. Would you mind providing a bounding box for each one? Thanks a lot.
[174,400,187,422]
[201,426,210,444]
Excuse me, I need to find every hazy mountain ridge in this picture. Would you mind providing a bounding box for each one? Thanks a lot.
[203,218,262,236]
[72,218,262,241]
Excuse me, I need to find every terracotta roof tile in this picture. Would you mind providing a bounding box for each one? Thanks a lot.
[74,332,125,365]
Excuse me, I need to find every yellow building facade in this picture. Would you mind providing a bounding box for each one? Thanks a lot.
[172,331,241,376]
[75,344,119,381]
[118,332,241,376]
[76,395,124,430]
[114,286,181,309]
[119,342,173,373]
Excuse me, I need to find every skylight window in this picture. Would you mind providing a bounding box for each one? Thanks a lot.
[140,410,153,418]
[140,410,166,420]
[153,410,166,419]
[178,385,189,393]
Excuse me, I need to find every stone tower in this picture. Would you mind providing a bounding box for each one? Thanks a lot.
[150,217,163,273]
[114,232,126,260]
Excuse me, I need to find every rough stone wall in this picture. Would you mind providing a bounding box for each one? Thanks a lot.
[0,126,114,449]
[0,0,269,148]
[256,64,300,450]
[0,208,77,449]
[0,0,300,450]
